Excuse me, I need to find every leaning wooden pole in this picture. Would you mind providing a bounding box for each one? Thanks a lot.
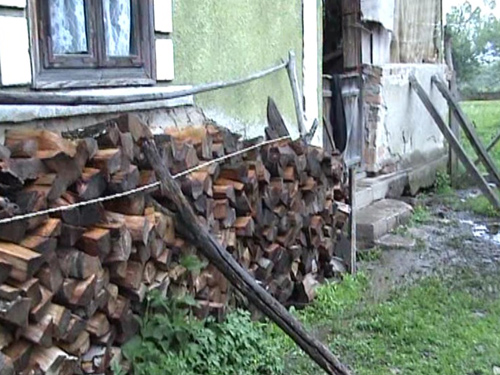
[142,139,352,375]
[287,50,308,138]
[409,74,500,209]
[475,129,500,166]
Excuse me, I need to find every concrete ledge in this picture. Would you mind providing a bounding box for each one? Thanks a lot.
[0,86,194,124]
[356,170,409,210]
[355,154,448,210]
[408,155,448,195]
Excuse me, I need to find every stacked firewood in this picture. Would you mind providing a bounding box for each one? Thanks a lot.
[0,113,348,375]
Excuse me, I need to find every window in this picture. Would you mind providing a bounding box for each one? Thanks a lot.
[30,0,155,89]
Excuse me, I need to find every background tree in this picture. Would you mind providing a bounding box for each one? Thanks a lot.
[446,0,500,95]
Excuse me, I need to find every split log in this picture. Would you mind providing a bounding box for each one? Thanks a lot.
[0,285,19,301]
[104,212,153,245]
[20,315,53,347]
[45,303,71,340]
[86,312,111,338]
[29,286,52,322]
[57,248,102,279]
[104,194,145,216]
[294,274,319,304]
[3,340,32,373]
[7,278,41,308]
[143,139,351,375]
[108,165,140,193]
[0,261,11,284]
[0,352,14,375]
[60,314,86,343]
[35,261,63,293]
[0,297,31,327]
[29,218,61,238]
[19,236,57,258]
[76,228,111,260]
[0,243,44,282]
[59,330,90,357]
[30,346,76,375]
[74,168,107,200]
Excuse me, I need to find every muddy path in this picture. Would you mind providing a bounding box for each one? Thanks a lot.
[359,191,500,300]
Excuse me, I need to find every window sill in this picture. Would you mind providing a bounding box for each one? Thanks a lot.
[0,86,194,124]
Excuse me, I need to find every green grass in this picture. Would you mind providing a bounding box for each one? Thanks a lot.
[436,101,500,216]
[276,272,500,375]
[462,194,500,217]
[461,100,500,168]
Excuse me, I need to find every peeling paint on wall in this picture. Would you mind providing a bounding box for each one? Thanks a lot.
[364,64,447,174]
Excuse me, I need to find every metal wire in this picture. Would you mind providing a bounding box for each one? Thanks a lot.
[0,135,291,225]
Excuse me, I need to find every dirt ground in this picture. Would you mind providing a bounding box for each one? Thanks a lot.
[361,189,500,300]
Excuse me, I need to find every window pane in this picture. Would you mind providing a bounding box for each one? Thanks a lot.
[103,0,133,56]
[49,0,88,54]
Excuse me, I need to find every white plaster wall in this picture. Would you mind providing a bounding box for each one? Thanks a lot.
[361,0,395,31]
[202,107,301,141]
[377,64,447,170]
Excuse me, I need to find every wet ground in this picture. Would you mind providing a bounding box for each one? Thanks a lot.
[360,191,500,300]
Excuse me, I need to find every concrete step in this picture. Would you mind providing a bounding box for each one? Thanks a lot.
[356,199,413,244]
[356,170,408,210]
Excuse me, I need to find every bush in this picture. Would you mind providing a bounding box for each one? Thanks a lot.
[121,291,285,375]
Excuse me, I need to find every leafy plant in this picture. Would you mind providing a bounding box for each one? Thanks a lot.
[123,291,284,375]
[357,247,383,262]
[410,205,431,225]
[435,171,452,195]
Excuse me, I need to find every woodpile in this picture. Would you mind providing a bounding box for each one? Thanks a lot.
[0,113,349,375]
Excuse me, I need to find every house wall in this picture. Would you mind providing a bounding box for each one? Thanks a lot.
[364,63,448,175]
[0,0,175,87]
[0,0,321,146]
[171,0,308,140]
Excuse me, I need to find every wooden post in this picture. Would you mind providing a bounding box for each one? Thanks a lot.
[142,140,352,375]
[444,28,460,184]
[448,72,460,184]
[432,76,500,187]
[410,74,500,209]
[348,167,357,274]
[286,51,307,138]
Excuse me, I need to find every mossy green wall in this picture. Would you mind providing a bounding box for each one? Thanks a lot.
[171,0,303,137]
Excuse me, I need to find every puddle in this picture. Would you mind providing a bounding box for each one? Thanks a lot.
[465,220,500,245]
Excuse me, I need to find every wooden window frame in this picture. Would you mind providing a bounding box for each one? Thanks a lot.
[28,0,156,90]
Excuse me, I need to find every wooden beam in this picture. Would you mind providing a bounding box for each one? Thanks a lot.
[410,75,500,209]
[447,72,460,183]
[142,139,351,375]
[432,76,500,186]
[475,128,500,165]
[348,167,356,274]
[286,51,307,138]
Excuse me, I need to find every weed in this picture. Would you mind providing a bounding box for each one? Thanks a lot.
[357,247,383,262]
[410,204,431,225]
[435,171,452,194]
[124,291,284,375]
[394,224,409,236]
[110,361,126,375]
